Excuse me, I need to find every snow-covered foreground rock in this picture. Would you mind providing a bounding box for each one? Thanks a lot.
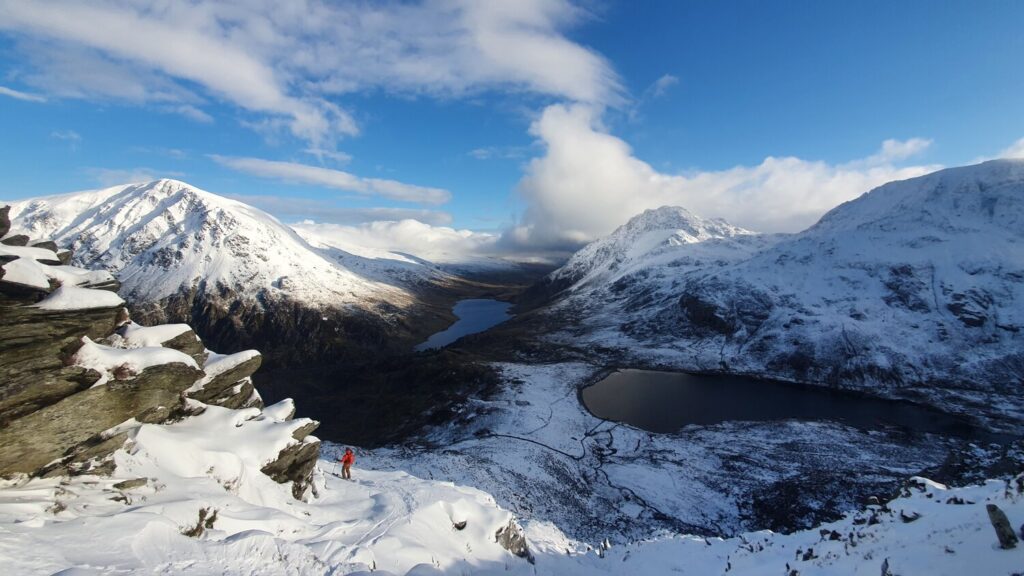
[526,160,1024,427]
[0,433,528,575]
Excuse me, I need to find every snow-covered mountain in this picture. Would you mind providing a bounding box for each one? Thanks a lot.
[536,160,1024,425]
[8,179,430,305]
[7,179,448,365]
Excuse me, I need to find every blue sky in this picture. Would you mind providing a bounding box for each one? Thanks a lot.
[0,0,1021,256]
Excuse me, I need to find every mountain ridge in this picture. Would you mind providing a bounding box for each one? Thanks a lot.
[532,160,1024,425]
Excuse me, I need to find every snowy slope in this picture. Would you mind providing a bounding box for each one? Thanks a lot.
[550,205,768,291]
[7,179,419,307]
[1,406,1020,574]
[539,160,1024,424]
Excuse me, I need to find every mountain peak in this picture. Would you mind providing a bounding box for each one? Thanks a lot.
[7,181,409,306]
[548,205,757,289]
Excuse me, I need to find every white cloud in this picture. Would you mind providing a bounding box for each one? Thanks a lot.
[508,103,942,251]
[226,194,453,226]
[0,0,620,145]
[998,137,1024,159]
[210,155,451,205]
[292,219,499,264]
[647,74,679,99]
[50,130,81,142]
[468,146,530,160]
[167,105,214,124]
[0,85,46,102]
[303,148,353,166]
[860,137,933,165]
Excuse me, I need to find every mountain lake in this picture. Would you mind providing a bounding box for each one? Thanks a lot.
[415,298,513,351]
[582,369,1004,440]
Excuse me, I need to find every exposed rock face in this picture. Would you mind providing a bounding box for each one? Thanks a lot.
[0,205,9,238]
[129,286,409,369]
[262,439,321,499]
[0,362,203,475]
[495,519,534,563]
[0,304,125,426]
[0,210,319,497]
[1,234,28,246]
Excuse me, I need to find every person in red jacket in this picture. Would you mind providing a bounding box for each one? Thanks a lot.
[340,448,355,480]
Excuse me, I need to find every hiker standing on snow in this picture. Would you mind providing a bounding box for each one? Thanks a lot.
[340,448,355,480]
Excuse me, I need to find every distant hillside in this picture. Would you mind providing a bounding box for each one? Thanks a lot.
[535,160,1024,425]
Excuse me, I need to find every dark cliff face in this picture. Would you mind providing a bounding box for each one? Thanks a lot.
[127,285,411,370]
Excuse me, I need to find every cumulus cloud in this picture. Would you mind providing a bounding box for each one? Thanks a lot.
[292,219,499,264]
[861,137,933,165]
[508,104,941,251]
[0,85,46,102]
[210,155,451,205]
[0,0,619,146]
[999,137,1024,159]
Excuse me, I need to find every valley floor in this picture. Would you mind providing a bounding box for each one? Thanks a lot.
[368,362,1020,541]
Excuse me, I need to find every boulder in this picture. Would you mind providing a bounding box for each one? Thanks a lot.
[188,354,262,405]
[160,329,208,365]
[0,361,203,476]
[209,379,257,410]
[495,519,534,563]
[31,240,59,253]
[986,503,1019,549]
[261,438,321,499]
[113,477,148,490]
[0,234,28,247]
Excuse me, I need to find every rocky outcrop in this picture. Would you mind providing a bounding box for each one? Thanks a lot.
[0,209,319,497]
[0,361,202,475]
[0,205,9,239]
[495,519,534,563]
[986,504,1019,549]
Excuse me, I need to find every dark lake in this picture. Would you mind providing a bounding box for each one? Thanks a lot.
[414,299,513,351]
[581,369,992,438]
